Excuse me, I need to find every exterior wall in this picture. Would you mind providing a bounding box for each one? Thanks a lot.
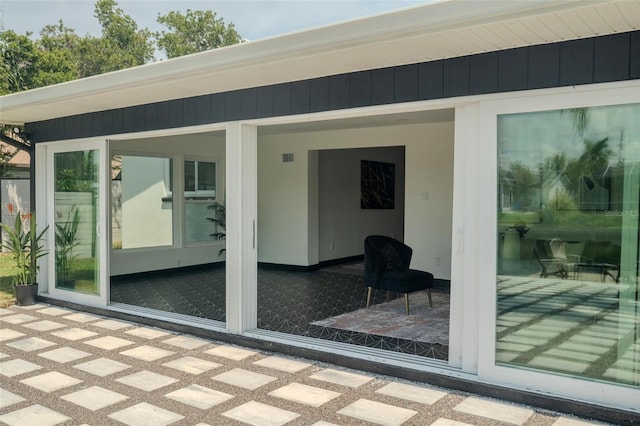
[27,32,639,143]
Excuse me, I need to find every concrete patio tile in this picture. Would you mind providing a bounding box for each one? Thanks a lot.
[116,370,178,391]
[454,397,534,425]
[92,319,132,330]
[0,404,71,426]
[0,328,25,342]
[0,359,43,377]
[61,385,129,410]
[310,368,373,388]
[205,345,257,360]
[62,312,101,323]
[165,384,233,409]
[21,371,82,393]
[269,382,341,407]
[310,422,341,426]
[125,326,171,339]
[84,336,134,350]
[162,335,208,349]
[12,303,44,310]
[120,345,175,361]
[431,419,475,425]
[0,351,8,359]
[74,357,131,376]
[6,336,56,352]
[337,398,418,426]
[51,327,98,341]
[37,307,70,316]
[0,307,14,315]
[212,368,277,390]
[22,320,66,331]
[222,400,300,426]
[108,402,184,426]
[162,356,221,375]
[38,347,92,363]
[0,313,38,324]
[253,355,311,373]
[0,387,26,408]
[376,382,447,404]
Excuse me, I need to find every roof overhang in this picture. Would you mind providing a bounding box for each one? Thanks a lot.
[1,0,638,125]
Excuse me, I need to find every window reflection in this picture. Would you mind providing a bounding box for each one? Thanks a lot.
[497,103,639,387]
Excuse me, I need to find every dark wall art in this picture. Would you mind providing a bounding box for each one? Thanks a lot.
[361,160,395,209]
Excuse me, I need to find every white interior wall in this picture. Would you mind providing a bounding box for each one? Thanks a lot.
[258,120,454,279]
[109,132,226,275]
[318,147,405,262]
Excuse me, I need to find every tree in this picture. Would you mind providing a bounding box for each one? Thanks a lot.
[0,30,39,94]
[0,144,18,178]
[156,9,241,59]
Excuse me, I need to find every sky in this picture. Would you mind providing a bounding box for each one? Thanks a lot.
[1,0,431,42]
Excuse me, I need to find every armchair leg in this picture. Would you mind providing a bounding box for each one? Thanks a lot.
[404,293,409,315]
[366,287,372,308]
[427,289,433,307]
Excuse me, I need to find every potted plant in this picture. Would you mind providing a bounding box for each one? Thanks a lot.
[206,201,226,256]
[55,206,80,289]
[0,204,49,305]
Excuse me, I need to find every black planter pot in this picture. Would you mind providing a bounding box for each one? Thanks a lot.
[14,283,38,306]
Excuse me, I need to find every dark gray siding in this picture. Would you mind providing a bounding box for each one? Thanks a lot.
[28,31,639,142]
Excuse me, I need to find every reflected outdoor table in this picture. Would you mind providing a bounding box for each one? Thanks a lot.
[577,262,620,283]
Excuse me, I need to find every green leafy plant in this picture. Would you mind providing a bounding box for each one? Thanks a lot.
[0,204,49,285]
[55,206,80,284]
[206,201,225,256]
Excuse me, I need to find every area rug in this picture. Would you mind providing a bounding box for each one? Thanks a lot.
[311,290,449,345]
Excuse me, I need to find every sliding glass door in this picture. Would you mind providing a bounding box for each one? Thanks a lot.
[46,140,109,306]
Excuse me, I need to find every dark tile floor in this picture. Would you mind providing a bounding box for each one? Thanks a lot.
[110,265,449,360]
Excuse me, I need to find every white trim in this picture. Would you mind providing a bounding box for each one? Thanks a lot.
[475,82,640,412]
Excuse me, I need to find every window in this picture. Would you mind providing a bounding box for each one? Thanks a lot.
[185,160,216,198]
[496,103,639,387]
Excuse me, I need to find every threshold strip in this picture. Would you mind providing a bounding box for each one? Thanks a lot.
[108,302,226,331]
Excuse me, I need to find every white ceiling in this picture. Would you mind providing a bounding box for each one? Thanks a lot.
[1,0,638,124]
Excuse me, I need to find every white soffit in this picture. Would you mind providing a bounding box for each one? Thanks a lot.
[1,0,638,124]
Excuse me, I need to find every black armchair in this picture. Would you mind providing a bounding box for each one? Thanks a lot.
[364,235,434,314]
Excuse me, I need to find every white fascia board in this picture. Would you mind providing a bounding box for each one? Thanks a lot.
[0,0,621,124]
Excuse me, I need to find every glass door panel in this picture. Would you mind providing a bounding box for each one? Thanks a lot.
[54,150,101,295]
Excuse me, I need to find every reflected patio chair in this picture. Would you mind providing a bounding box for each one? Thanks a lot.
[538,238,581,279]
[364,235,434,315]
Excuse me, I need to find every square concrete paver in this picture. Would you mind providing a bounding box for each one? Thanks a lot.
[162,356,221,375]
[454,397,534,425]
[376,382,447,404]
[120,345,175,361]
[212,368,277,390]
[254,356,311,373]
[51,327,98,341]
[108,402,184,426]
[337,398,418,426]
[92,319,132,330]
[116,370,178,391]
[125,327,170,339]
[37,307,69,316]
[553,417,602,425]
[6,337,56,352]
[74,357,131,377]
[431,419,475,426]
[62,312,100,323]
[269,382,341,407]
[165,384,233,409]
[0,313,38,324]
[205,345,257,360]
[0,359,43,377]
[0,351,7,360]
[21,371,82,393]
[0,329,25,342]
[0,307,14,316]
[61,385,129,410]
[22,320,66,331]
[162,335,208,349]
[84,336,134,350]
[0,387,26,409]
[38,347,92,363]
[310,368,373,388]
[222,400,300,426]
[0,404,71,426]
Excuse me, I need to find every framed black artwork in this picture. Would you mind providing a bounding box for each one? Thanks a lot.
[361,160,395,209]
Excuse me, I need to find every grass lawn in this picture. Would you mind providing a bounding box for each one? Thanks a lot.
[0,253,18,308]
